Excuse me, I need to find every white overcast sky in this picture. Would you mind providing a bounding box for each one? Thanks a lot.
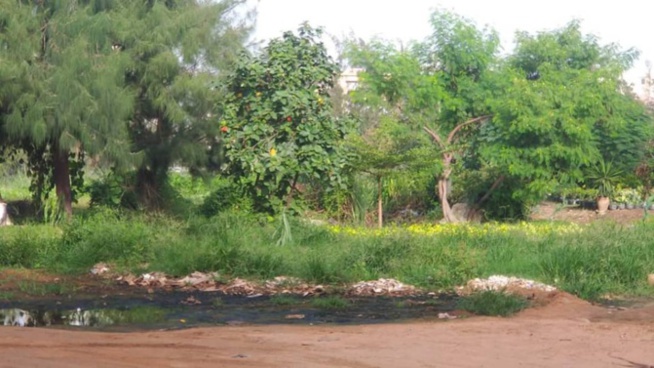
[250,0,654,92]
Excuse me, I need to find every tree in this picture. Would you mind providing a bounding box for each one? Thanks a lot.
[346,10,500,222]
[115,0,253,209]
[0,0,135,217]
[346,117,432,227]
[221,24,352,213]
[479,21,651,211]
[343,41,433,227]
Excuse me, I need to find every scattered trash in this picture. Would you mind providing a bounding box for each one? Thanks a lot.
[181,296,201,305]
[90,263,110,275]
[438,312,456,320]
[347,278,419,296]
[458,275,557,295]
[284,314,305,320]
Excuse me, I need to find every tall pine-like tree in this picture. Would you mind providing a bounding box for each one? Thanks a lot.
[0,0,134,217]
[115,0,253,208]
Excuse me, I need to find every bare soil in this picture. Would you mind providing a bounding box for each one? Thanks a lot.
[3,292,654,368]
[531,201,650,224]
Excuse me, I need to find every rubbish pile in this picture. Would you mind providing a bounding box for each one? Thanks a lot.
[457,275,557,295]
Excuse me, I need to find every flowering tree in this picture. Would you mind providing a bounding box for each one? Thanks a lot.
[221,24,352,212]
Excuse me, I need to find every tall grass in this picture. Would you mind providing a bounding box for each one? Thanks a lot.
[1,209,654,300]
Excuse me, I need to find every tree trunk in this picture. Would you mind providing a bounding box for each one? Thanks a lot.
[439,154,455,223]
[285,173,300,210]
[52,146,73,219]
[136,167,164,210]
[377,176,383,229]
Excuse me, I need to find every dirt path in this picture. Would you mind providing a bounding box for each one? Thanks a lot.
[2,293,654,368]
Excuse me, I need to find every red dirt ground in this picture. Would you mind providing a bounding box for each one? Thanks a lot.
[3,205,654,367]
[2,292,654,368]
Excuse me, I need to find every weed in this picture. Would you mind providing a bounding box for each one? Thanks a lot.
[458,291,529,317]
[2,209,654,302]
[17,281,73,296]
[311,295,350,310]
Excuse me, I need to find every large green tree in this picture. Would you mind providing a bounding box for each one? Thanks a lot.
[479,21,651,211]
[347,13,650,221]
[221,24,352,213]
[347,11,500,222]
[0,0,134,217]
[115,0,252,208]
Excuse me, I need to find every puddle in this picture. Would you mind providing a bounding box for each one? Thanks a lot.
[0,291,460,331]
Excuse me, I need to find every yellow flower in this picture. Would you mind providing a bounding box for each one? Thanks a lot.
[269,148,277,157]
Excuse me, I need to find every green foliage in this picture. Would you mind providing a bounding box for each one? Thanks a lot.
[458,291,529,317]
[311,296,350,310]
[87,171,138,210]
[481,21,647,206]
[200,179,252,217]
[0,0,136,214]
[113,0,252,209]
[585,159,623,198]
[222,24,353,213]
[0,226,61,268]
[350,175,376,225]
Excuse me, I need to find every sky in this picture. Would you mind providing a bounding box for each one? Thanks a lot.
[250,0,654,93]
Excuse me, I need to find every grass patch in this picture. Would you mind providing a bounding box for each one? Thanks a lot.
[311,295,350,310]
[16,281,74,296]
[458,291,529,317]
[3,205,654,301]
[0,291,15,300]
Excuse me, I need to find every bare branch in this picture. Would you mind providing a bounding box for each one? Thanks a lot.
[423,126,445,149]
[446,115,492,144]
[474,175,506,209]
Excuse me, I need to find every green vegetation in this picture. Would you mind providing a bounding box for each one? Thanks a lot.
[311,295,350,310]
[458,291,529,317]
[2,4,654,308]
[16,280,74,297]
[2,204,654,300]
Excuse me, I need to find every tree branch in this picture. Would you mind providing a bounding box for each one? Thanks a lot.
[423,126,445,149]
[446,115,492,144]
[475,175,506,208]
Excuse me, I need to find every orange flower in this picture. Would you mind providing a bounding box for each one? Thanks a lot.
[220,126,229,133]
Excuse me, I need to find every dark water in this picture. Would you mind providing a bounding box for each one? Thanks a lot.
[0,291,459,331]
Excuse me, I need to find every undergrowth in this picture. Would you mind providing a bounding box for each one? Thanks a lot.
[1,207,654,301]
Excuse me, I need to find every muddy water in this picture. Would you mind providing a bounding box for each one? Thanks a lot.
[0,291,459,331]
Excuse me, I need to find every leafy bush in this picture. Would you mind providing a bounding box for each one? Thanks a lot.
[200,180,253,217]
[0,226,61,267]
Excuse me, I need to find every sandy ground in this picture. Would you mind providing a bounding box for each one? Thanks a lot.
[530,201,649,224]
[2,293,654,368]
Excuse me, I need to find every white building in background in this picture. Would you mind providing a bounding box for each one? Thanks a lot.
[337,68,363,94]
